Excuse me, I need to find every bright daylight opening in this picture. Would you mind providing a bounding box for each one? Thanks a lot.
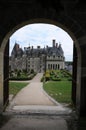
[8,23,73,113]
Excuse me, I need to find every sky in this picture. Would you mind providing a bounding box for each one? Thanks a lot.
[10,23,73,61]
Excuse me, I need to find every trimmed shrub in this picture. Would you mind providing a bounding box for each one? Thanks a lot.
[45,72,50,81]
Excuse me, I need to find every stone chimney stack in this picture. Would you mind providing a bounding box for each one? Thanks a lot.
[56,43,58,48]
[52,39,55,47]
[32,46,33,49]
[37,46,40,49]
[46,45,48,48]
[59,44,61,47]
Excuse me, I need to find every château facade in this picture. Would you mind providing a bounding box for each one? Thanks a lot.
[9,39,65,73]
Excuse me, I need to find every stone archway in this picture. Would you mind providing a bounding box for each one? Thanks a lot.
[0,18,81,116]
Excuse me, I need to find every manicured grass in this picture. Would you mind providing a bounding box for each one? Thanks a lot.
[43,81,72,103]
[9,82,29,97]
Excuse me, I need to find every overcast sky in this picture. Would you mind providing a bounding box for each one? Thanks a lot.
[10,23,73,61]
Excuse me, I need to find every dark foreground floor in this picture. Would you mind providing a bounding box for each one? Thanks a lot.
[0,115,67,130]
[0,112,86,130]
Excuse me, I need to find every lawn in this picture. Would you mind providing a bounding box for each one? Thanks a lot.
[43,81,72,104]
[9,82,29,97]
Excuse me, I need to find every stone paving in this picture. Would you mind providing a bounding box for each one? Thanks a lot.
[0,115,69,130]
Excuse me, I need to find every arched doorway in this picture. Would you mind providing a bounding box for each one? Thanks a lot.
[0,18,81,116]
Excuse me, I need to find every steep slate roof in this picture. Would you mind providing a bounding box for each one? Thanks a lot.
[46,45,64,57]
[11,41,64,58]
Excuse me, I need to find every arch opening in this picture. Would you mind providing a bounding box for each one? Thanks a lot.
[0,19,81,115]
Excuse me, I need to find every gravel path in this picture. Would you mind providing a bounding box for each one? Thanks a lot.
[9,73,57,106]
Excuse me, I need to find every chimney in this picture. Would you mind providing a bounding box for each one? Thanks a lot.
[32,46,33,49]
[46,45,48,48]
[52,39,55,47]
[56,43,58,48]
[37,46,40,49]
[59,44,61,47]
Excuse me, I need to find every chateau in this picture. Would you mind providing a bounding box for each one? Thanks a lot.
[9,39,65,73]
